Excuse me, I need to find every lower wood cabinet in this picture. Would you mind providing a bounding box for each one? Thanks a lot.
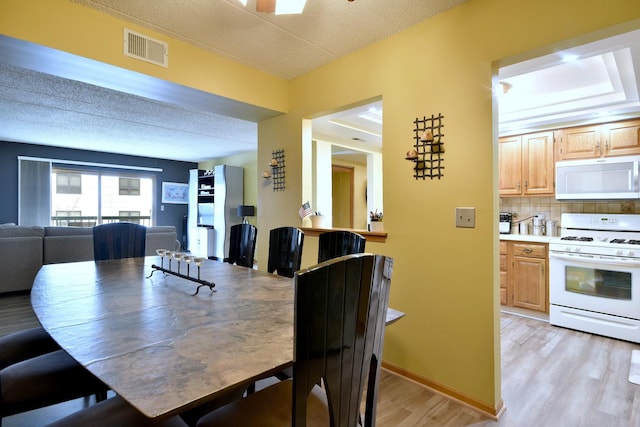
[500,241,508,305]
[501,240,548,313]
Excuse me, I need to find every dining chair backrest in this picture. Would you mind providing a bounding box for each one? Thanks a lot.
[225,223,257,268]
[267,226,304,278]
[93,222,146,261]
[293,253,393,427]
[317,230,366,263]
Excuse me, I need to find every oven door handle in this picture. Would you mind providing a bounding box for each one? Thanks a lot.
[550,252,640,267]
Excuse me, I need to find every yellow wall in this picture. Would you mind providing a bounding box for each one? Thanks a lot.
[0,0,288,113]
[256,0,640,413]
[4,0,640,415]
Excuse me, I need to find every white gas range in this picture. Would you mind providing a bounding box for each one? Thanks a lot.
[549,213,640,343]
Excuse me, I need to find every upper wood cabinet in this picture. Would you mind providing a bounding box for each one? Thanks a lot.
[499,131,554,196]
[556,118,640,160]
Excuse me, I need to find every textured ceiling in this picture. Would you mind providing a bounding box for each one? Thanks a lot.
[2,1,639,163]
[0,0,467,162]
[73,0,468,79]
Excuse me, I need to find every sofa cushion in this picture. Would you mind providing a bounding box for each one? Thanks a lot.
[0,236,43,293]
[0,226,44,238]
[44,226,93,236]
[43,236,94,265]
[146,226,181,254]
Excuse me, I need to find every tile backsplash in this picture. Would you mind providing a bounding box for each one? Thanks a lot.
[500,197,640,228]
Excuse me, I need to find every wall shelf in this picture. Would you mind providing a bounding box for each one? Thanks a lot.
[408,114,445,180]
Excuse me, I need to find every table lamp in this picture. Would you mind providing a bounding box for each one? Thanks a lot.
[237,205,255,224]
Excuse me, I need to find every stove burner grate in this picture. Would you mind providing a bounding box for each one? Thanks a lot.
[560,236,594,241]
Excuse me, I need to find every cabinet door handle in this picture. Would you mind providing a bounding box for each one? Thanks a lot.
[522,248,533,253]
[524,180,528,189]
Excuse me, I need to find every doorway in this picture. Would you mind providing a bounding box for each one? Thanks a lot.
[332,165,354,228]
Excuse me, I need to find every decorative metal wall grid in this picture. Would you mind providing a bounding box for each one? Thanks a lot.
[409,114,445,180]
[271,149,286,191]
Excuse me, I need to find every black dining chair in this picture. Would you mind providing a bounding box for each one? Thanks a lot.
[317,230,366,263]
[224,223,257,268]
[267,226,304,278]
[0,327,61,371]
[93,222,146,261]
[1,345,108,426]
[195,253,393,427]
[44,394,189,427]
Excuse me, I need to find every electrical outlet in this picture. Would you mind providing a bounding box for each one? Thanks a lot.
[455,207,475,228]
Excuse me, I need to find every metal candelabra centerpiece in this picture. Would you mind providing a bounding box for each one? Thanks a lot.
[147,249,216,295]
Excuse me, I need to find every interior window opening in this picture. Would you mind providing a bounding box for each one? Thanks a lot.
[303,97,383,231]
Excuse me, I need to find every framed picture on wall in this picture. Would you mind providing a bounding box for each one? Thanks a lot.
[162,182,189,204]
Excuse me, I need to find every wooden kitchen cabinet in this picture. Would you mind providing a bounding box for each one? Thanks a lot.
[500,241,508,305]
[511,242,547,312]
[499,131,554,196]
[501,240,548,313]
[556,118,640,160]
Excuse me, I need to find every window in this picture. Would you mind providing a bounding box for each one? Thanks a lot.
[119,177,140,195]
[53,210,87,227]
[56,173,82,194]
[18,157,161,227]
[50,169,154,226]
[118,211,141,224]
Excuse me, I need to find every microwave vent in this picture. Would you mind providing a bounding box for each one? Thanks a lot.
[124,29,168,67]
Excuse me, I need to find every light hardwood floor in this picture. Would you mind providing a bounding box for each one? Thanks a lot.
[2,292,640,426]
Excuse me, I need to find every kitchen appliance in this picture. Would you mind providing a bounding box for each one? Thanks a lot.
[555,155,640,199]
[545,219,557,236]
[549,213,640,343]
[499,212,512,234]
[532,216,544,236]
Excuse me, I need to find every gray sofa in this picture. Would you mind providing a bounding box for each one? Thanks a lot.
[0,224,181,294]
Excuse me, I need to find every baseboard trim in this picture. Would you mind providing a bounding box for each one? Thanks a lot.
[381,361,505,420]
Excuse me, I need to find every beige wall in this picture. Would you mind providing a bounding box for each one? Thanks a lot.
[256,0,640,413]
[4,0,640,415]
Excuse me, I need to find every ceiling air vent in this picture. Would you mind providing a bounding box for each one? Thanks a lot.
[124,29,168,67]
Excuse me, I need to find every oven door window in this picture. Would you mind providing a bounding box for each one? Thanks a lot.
[566,266,631,300]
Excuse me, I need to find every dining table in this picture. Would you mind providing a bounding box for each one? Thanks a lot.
[30,255,405,420]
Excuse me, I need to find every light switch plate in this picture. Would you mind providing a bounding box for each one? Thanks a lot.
[456,207,475,228]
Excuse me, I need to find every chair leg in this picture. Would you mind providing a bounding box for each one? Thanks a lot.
[245,382,256,395]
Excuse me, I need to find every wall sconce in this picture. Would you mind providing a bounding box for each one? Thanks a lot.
[269,149,286,191]
[237,205,255,224]
[405,113,445,180]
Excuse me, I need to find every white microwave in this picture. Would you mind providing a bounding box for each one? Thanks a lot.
[555,155,640,199]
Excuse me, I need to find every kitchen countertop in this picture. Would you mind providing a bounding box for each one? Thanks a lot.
[499,234,553,243]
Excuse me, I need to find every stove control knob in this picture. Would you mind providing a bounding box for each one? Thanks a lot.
[575,247,581,253]
[628,251,635,257]
[616,250,624,256]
